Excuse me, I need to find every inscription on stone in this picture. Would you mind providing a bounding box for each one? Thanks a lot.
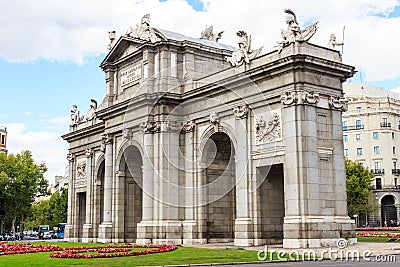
[121,63,141,86]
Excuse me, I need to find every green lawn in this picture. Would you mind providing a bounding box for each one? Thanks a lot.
[0,242,272,267]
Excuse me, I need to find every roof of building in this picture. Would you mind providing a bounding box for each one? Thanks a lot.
[157,28,234,51]
[343,83,399,99]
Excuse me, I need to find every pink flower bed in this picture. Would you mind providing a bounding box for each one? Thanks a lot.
[50,244,177,259]
[0,241,177,259]
[356,227,400,231]
[357,232,400,238]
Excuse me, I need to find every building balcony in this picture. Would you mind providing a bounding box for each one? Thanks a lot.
[392,169,400,175]
[380,122,391,128]
[342,125,364,131]
[372,169,384,175]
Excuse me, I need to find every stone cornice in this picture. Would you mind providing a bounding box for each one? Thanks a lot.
[62,122,105,143]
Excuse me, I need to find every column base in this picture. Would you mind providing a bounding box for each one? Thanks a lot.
[64,224,77,242]
[136,220,182,245]
[283,216,356,248]
[234,218,254,247]
[98,222,113,243]
[82,224,95,243]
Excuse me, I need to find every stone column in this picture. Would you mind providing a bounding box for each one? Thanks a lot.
[113,170,125,243]
[65,153,75,242]
[82,149,94,242]
[98,134,113,243]
[233,105,254,246]
[137,123,155,244]
[182,121,202,244]
[157,121,182,244]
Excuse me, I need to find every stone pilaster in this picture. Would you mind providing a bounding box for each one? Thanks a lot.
[98,134,113,243]
[82,148,94,242]
[113,171,125,243]
[137,128,155,244]
[233,105,254,246]
[65,153,76,242]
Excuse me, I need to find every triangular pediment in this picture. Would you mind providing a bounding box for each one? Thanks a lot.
[100,36,146,68]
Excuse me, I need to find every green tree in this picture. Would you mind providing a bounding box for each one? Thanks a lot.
[25,187,68,230]
[0,151,49,232]
[346,159,376,218]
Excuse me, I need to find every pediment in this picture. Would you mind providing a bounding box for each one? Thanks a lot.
[100,36,145,68]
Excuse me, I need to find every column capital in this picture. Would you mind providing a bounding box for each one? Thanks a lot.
[67,153,74,162]
[329,95,348,111]
[233,105,249,119]
[182,120,195,133]
[85,148,93,158]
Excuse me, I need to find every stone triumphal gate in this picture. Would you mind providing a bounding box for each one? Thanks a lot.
[63,12,356,248]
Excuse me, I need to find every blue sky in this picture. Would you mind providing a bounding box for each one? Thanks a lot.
[1,0,399,183]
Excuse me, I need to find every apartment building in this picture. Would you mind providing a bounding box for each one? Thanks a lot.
[343,83,400,227]
[0,125,7,154]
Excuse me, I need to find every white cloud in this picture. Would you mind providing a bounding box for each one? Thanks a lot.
[5,122,68,185]
[0,0,399,83]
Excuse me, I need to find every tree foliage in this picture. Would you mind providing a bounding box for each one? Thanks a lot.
[346,159,376,217]
[25,188,68,230]
[0,151,49,232]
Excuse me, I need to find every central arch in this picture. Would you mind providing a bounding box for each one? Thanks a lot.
[118,145,143,242]
[202,131,236,242]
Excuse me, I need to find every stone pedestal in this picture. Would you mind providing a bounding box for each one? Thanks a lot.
[82,224,94,243]
[283,216,356,248]
[234,218,254,246]
[64,224,78,242]
[98,222,113,243]
[136,220,183,245]
[182,220,207,245]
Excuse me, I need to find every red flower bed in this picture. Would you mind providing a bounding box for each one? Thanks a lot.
[50,244,178,259]
[0,241,177,259]
[0,241,63,256]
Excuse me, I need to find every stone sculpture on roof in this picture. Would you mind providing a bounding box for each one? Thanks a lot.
[70,105,81,126]
[327,34,344,50]
[107,30,116,50]
[200,26,224,42]
[126,14,162,43]
[276,9,319,53]
[226,31,263,67]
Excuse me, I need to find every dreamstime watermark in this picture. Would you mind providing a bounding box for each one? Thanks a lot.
[257,239,397,262]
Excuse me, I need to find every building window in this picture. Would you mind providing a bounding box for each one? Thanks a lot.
[376,178,382,190]
[356,133,361,141]
[373,132,379,139]
[355,119,362,129]
[343,135,348,142]
[360,162,364,168]
[381,117,390,127]
[374,161,381,172]
[357,148,363,156]
[342,121,348,131]
[393,147,396,155]
[0,135,4,145]
[373,146,380,154]
[357,107,362,113]
[393,161,397,170]
[392,132,395,139]
[344,149,349,157]
[395,178,398,188]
